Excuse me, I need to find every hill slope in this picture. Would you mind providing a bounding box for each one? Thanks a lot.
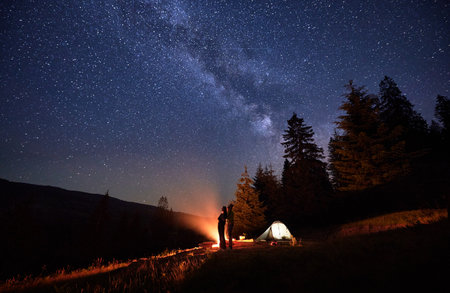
[3,215,446,292]
[0,178,206,280]
[182,220,448,293]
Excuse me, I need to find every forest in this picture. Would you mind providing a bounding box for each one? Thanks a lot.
[231,76,449,237]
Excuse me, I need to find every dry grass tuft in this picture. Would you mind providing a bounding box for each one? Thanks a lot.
[335,208,447,237]
[0,248,209,293]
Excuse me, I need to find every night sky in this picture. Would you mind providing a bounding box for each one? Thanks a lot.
[1,0,449,215]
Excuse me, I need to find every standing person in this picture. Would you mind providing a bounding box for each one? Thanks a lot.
[218,206,227,249]
[227,204,234,249]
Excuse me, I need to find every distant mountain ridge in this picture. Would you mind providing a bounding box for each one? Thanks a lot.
[0,178,206,280]
[0,178,158,221]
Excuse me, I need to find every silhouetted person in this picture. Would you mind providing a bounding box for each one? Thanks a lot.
[218,206,227,249]
[227,203,234,249]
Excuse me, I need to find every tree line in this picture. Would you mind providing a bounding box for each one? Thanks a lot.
[231,76,449,237]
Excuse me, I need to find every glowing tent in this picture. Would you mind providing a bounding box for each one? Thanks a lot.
[256,221,293,241]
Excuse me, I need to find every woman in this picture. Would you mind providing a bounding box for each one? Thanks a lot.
[227,204,234,249]
[218,206,227,249]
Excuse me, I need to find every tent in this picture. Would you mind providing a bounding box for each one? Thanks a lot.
[256,221,293,241]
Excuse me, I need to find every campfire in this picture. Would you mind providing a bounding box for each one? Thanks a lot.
[209,235,233,249]
[200,234,253,250]
[211,237,220,248]
[177,197,256,250]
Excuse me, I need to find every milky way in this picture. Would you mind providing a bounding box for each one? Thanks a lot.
[1,0,449,214]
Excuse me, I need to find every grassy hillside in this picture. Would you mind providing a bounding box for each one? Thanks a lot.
[182,219,448,293]
[0,178,207,280]
[2,211,447,292]
[333,208,447,237]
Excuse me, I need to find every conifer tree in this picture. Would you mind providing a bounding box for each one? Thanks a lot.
[327,132,343,190]
[329,81,409,191]
[280,113,331,224]
[89,192,111,256]
[282,113,324,163]
[157,196,169,210]
[156,195,172,232]
[281,159,290,189]
[254,164,280,222]
[379,76,428,151]
[233,166,266,237]
[435,95,450,144]
[278,159,291,219]
[254,164,265,201]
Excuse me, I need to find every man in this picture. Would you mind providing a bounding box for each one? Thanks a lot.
[218,206,227,249]
[227,203,234,249]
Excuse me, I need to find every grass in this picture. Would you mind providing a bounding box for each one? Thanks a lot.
[0,259,131,292]
[181,219,448,293]
[0,248,209,293]
[335,208,447,236]
[2,209,447,292]
[342,208,447,227]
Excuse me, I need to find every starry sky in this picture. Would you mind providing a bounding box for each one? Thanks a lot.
[1,0,449,215]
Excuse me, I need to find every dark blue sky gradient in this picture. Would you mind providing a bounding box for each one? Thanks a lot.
[1,0,449,214]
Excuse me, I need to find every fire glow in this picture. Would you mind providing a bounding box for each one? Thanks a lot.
[174,187,240,249]
[178,189,222,244]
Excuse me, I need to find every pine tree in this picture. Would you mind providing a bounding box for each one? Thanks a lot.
[435,95,450,145]
[89,192,111,257]
[329,81,409,191]
[157,196,169,210]
[156,195,172,232]
[379,76,428,152]
[233,166,266,237]
[280,113,331,224]
[327,132,343,190]
[254,164,280,222]
[282,113,324,163]
[254,164,266,202]
[281,159,290,189]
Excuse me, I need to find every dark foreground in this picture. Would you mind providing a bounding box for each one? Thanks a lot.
[181,220,448,293]
[2,219,447,293]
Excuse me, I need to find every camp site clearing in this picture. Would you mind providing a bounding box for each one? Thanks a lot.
[1,211,447,293]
